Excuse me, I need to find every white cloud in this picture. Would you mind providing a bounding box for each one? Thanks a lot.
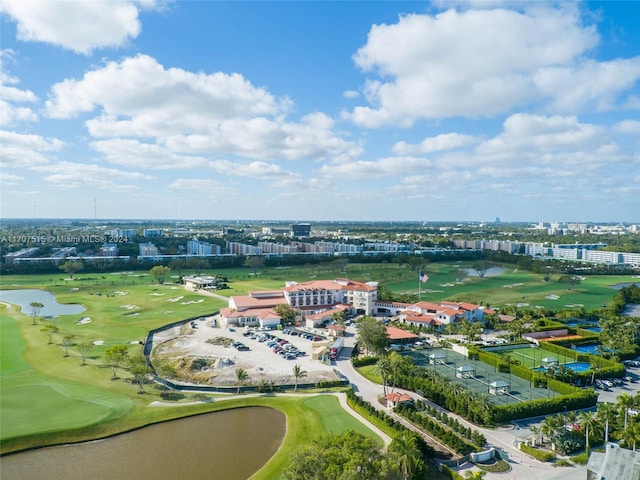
[0,49,38,126]
[0,171,24,184]
[347,6,640,127]
[342,90,360,99]
[34,161,153,190]
[91,139,209,170]
[478,114,607,156]
[0,130,64,166]
[0,0,165,54]
[613,119,640,135]
[320,156,432,180]
[168,178,228,193]
[393,133,479,155]
[46,54,359,163]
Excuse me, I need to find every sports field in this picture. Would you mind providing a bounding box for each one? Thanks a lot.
[403,348,561,407]
[488,345,577,370]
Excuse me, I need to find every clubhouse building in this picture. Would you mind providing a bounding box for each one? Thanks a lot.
[216,277,488,330]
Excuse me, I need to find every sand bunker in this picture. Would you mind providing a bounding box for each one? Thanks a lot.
[76,317,92,324]
[92,340,104,345]
[167,296,184,303]
[121,304,139,310]
[545,294,560,300]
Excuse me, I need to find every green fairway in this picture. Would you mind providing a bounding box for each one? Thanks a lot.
[1,308,134,440]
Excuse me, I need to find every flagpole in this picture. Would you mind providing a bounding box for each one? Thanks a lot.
[418,271,421,301]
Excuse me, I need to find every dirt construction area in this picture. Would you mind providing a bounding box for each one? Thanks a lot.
[149,315,341,388]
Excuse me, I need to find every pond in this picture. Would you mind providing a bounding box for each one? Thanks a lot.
[0,406,286,480]
[0,289,85,317]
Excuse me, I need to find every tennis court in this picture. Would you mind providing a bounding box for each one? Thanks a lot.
[486,345,578,370]
[403,348,561,407]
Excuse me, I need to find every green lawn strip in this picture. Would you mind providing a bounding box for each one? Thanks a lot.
[356,365,382,385]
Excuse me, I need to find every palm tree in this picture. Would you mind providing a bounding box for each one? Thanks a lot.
[292,364,307,393]
[618,393,635,431]
[597,402,617,444]
[374,356,392,395]
[235,368,250,394]
[540,418,555,446]
[578,411,598,454]
[530,425,542,447]
[388,432,424,480]
[621,420,640,451]
[464,471,486,480]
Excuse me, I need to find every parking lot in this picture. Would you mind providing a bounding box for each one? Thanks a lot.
[594,360,640,403]
[150,316,341,387]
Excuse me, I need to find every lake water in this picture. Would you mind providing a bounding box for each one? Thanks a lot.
[0,406,286,480]
[0,289,85,317]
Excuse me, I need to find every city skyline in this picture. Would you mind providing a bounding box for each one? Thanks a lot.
[1,1,639,222]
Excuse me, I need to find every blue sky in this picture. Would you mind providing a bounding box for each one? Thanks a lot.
[1,1,639,223]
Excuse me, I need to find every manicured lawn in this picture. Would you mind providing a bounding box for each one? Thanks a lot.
[1,306,133,440]
[0,263,629,457]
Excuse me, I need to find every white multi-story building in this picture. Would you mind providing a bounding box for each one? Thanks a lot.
[187,239,219,256]
[283,278,378,316]
[139,242,159,256]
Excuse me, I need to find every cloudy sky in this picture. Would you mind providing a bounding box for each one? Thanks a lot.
[1,1,639,222]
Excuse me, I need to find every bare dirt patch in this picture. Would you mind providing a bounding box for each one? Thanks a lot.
[150,316,340,387]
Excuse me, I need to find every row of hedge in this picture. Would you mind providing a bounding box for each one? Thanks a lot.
[396,407,481,456]
[351,355,379,367]
[492,389,598,424]
[345,388,406,437]
[422,404,486,447]
[519,443,555,462]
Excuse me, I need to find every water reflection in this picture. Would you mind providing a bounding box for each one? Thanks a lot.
[1,407,285,480]
[0,289,85,317]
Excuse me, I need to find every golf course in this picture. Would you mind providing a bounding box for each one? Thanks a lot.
[0,262,635,476]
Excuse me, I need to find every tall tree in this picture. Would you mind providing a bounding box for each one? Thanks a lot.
[274,303,297,325]
[388,351,412,392]
[235,368,250,394]
[29,301,44,325]
[281,430,394,480]
[472,261,492,279]
[60,260,83,279]
[618,393,636,431]
[62,335,75,357]
[77,341,93,366]
[104,344,130,380]
[578,411,597,454]
[244,255,265,276]
[168,259,186,277]
[374,356,392,395]
[387,432,424,480]
[149,265,171,284]
[357,316,389,356]
[129,356,151,393]
[459,320,482,342]
[40,323,59,344]
[292,364,307,393]
[597,402,617,444]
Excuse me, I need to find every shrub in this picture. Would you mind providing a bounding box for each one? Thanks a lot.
[520,443,555,462]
